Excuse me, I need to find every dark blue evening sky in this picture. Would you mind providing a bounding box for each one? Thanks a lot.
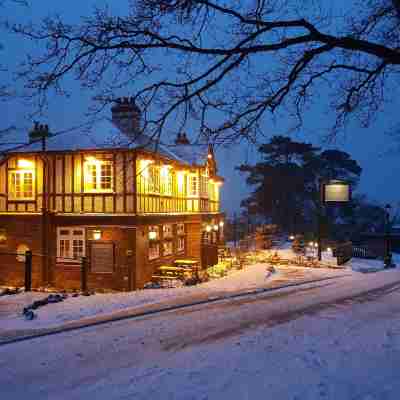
[1,1,400,215]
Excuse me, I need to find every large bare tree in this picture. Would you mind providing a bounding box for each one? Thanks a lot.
[11,0,400,145]
[0,0,28,139]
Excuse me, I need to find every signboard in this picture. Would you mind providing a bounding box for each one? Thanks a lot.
[323,181,350,203]
[91,242,114,273]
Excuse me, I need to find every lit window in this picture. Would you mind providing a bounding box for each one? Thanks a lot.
[177,223,185,236]
[200,175,208,197]
[149,225,160,240]
[148,165,160,193]
[188,174,198,197]
[149,242,160,260]
[160,165,173,196]
[163,241,173,256]
[84,158,113,192]
[8,170,34,200]
[163,224,173,239]
[177,237,185,252]
[0,228,7,244]
[57,227,85,261]
[16,244,30,262]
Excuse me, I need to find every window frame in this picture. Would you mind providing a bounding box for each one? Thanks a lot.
[188,173,198,197]
[176,223,185,236]
[148,241,160,260]
[163,240,173,256]
[162,224,173,239]
[83,159,113,193]
[177,236,185,253]
[57,227,86,262]
[8,169,35,201]
[148,164,160,194]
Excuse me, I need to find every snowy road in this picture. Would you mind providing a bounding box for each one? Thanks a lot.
[2,270,400,399]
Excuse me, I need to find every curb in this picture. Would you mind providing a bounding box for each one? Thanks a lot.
[0,274,351,347]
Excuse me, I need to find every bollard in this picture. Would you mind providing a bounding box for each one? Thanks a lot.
[24,251,32,292]
[81,256,88,293]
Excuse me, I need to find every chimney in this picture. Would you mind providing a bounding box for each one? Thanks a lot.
[29,121,51,142]
[111,97,141,139]
[175,131,190,145]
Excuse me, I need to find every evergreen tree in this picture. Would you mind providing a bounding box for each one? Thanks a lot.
[239,136,362,233]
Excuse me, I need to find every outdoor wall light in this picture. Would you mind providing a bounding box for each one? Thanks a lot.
[289,235,295,240]
[93,230,102,240]
[213,224,219,231]
[205,225,212,233]
[219,221,224,228]
[149,231,157,240]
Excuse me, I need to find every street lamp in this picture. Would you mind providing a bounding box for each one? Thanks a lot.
[317,179,351,261]
[383,204,393,269]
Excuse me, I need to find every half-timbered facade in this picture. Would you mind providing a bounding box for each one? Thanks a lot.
[0,99,224,291]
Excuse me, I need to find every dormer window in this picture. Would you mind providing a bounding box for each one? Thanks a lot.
[8,159,35,201]
[84,157,113,192]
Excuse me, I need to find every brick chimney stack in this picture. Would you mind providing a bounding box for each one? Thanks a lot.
[174,131,190,145]
[111,97,141,139]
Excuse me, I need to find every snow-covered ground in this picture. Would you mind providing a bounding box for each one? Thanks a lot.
[0,261,342,335]
[2,261,400,399]
[0,246,398,336]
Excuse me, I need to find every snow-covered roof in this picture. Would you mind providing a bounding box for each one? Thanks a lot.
[2,117,207,166]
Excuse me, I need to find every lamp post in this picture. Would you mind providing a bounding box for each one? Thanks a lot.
[317,179,351,261]
[383,204,393,269]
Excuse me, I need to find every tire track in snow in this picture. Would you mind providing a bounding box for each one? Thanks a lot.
[162,281,400,351]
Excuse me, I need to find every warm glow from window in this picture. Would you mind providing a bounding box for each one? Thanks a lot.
[177,171,185,193]
[139,159,153,179]
[160,165,172,195]
[84,158,113,192]
[188,173,198,197]
[18,159,34,169]
[93,230,101,240]
[9,170,35,200]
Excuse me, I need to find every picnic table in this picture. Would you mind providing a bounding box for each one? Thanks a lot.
[152,260,200,287]
[174,259,200,281]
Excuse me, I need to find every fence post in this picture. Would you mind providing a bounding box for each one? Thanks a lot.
[81,256,88,293]
[24,250,32,292]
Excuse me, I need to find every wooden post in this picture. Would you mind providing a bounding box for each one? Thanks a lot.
[81,256,88,293]
[24,251,32,292]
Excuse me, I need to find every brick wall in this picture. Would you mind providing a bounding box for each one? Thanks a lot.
[0,215,44,288]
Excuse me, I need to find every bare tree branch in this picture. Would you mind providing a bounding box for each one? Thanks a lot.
[9,0,400,144]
